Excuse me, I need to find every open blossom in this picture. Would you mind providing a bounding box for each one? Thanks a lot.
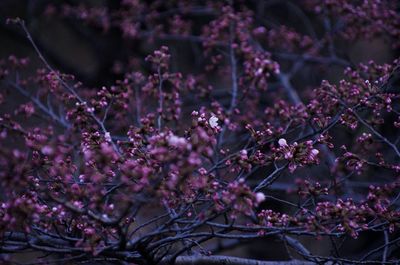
[239,149,248,160]
[209,115,219,128]
[104,132,112,142]
[278,138,288,147]
[255,192,266,204]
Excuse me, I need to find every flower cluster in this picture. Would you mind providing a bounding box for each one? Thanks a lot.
[305,0,400,48]
[274,138,320,173]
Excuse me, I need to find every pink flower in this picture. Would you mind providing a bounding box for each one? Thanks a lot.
[40,145,54,155]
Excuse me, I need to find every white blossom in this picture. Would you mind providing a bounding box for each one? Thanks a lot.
[255,68,263,76]
[278,138,288,147]
[209,115,219,128]
[255,192,266,203]
[311,149,319,156]
[104,132,112,142]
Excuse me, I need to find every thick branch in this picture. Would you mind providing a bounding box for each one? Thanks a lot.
[164,255,313,265]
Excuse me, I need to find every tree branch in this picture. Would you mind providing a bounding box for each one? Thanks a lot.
[162,255,314,265]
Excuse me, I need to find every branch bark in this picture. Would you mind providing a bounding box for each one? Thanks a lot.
[162,255,314,265]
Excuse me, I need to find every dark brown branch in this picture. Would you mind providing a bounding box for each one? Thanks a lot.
[161,255,314,265]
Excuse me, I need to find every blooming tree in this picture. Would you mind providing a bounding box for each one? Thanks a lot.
[0,1,400,264]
